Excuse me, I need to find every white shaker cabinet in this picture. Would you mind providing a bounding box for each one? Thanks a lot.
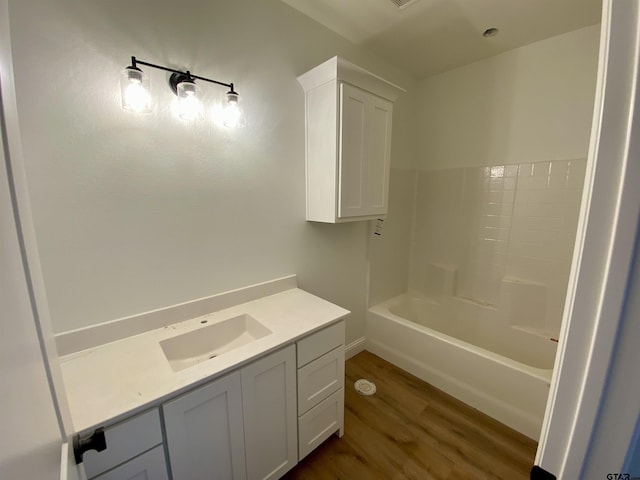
[339,83,393,219]
[163,372,247,480]
[241,345,297,480]
[163,345,297,480]
[296,321,345,460]
[82,408,167,480]
[91,446,168,480]
[298,56,405,223]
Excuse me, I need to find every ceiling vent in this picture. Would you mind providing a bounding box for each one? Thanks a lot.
[388,0,420,9]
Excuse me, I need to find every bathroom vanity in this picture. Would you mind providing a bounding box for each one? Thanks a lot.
[60,280,349,480]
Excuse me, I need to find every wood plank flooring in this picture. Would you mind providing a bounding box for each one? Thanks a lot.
[283,351,537,480]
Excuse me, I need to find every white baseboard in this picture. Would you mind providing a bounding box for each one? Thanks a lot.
[345,336,366,359]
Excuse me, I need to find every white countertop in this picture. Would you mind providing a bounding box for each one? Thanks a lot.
[59,288,349,433]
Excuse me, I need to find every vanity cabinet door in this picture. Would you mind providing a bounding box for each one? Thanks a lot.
[241,345,297,480]
[163,371,247,480]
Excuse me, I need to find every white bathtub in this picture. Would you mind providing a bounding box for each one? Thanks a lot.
[366,294,557,439]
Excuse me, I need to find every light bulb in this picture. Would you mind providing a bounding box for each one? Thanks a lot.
[177,80,203,120]
[222,91,245,128]
[120,67,151,113]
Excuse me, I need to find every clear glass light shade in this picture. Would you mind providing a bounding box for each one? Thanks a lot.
[222,92,245,128]
[120,68,151,113]
[177,80,203,120]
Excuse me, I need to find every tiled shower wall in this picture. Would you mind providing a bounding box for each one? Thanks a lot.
[408,159,586,336]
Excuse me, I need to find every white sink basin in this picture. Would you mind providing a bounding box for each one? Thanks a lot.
[160,314,272,372]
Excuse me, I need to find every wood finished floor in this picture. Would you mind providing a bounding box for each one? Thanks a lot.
[284,351,537,480]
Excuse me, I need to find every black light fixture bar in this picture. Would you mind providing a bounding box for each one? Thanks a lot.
[130,56,236,93]
[121,55,244,125]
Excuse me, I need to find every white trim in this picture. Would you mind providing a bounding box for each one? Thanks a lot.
[345,336,366,359]
[535,0,640,476]
[60,442,86,480]
[582,230,640,476]
[297,56,406,101]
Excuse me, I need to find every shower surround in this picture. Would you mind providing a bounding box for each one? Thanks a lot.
[367,25,597,440]
[410,158,586,338]
[366,158,586,438]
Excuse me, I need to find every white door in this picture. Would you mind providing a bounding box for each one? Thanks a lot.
[0,2,68,477]
[241,345,297,480]
[0,122,65,480]
[163,371,247,480]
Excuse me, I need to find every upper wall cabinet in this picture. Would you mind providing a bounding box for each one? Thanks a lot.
[298,56,405,223]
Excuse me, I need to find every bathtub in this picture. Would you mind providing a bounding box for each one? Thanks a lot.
[366,294,557,439]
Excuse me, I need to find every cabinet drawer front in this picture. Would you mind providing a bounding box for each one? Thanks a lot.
[298,388,344,460]
[92,445,168,480]
[297,320,345,367]
[298,346,344,414]
[83,408,163,479]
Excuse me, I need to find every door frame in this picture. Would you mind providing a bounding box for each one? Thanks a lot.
[535,0,640,476]
[1,1,82,478]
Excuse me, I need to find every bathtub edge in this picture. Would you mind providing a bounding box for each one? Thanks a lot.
[366,336,543,440]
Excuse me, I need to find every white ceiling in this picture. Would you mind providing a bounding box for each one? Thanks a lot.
[281,0,602,79]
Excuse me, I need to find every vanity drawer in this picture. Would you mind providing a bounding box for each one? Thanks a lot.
[92,445,168,480]
[297,320,345,367]
[297,346,344,414]
[298,388,344,460]
[83,408,163,479]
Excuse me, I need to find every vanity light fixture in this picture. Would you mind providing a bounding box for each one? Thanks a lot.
[120,56,244,127]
